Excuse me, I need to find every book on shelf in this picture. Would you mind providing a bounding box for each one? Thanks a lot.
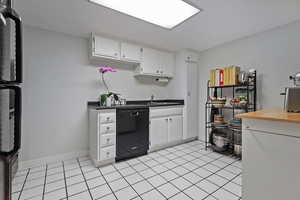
[209,66,240,87]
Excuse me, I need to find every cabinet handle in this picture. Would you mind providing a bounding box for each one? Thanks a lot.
[106,127,110,130]
[165,118,168,121]
[123,54,126,58]
[156,70,159,73]
[114,53,118,56]
[246,126,250,129]
[160,70,163,74]
[106,117,110,121]
[106,152,110,156]
[169,118,172,121]
[106,138,110,143]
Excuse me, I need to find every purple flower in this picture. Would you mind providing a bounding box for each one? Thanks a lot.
[98,67,117,73]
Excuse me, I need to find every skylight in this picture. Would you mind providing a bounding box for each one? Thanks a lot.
[89,0,201,29]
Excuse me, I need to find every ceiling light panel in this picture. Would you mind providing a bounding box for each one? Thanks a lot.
[89,0,201,29]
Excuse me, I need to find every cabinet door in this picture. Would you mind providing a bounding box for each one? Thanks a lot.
[140,48,160,75]
[161,51,175,77]
[150,117,168,148]
[168,115,183,143]
[243,129,300,200]
[120,42,141,63]
[93,35,120,59]
[185,62,199,139]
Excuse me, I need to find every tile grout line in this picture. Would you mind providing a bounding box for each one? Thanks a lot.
[110,164,144,200]
[126,146,240,200]
[94,168,118,200]
[17,168,30,200]
[76,158,94,200]
[41,164,48,200]
[15,141,241,200]
[62,161,69,200]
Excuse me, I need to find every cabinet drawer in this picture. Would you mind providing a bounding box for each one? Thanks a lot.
[100,146,115,161]
[100,123,115,135]
[150,107,183,118]
[100,134,116,147]
[99,113,115,124]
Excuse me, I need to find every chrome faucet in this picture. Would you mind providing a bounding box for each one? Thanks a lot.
[150,94,155,101]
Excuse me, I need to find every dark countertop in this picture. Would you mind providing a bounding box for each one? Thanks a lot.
[88,99,184,110]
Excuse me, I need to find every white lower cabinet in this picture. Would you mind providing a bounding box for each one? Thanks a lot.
[242,119,300,200]
[150,117,168,147]
[149,106,184,151]
[89,109,116,167]
[168,115,183,143]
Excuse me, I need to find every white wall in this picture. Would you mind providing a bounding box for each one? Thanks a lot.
[21,26,179,162]
[198,21,300,141]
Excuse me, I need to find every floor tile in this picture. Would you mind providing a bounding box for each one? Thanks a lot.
[182,172,203,184]
[169,192,192,200]
[100,165,116,175]
[44,188,66,200]
[139,168,156,179]
[160,170,179,181]
[104,171,122,182]
[223,182,242,197]
[170,177,192,190]
[125,173,144,185]
[108,178,129,192]
[213,188,239,200]
[114,186,138,200]
[207,174,228,187]
[132,180,153,194]
[152,165,168,174]
[157,183,180,198]
[67,182,88,196]
[141,189,166,200]
[184,186,208,200]
[45,179,65,193]
[119,167,136,177]
[66,174,85,186]
[147,175,167,187]
[196,179,219,194]
[69,191,92,200]
[13,141,243,200]
[172,166,189,176]
[90,184,112,199]
[87,176,106,189]
[98,193,117,200]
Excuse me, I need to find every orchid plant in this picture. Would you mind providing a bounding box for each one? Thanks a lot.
[98,67,119,106]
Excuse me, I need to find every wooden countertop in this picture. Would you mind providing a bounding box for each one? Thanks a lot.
[236,109,300,124]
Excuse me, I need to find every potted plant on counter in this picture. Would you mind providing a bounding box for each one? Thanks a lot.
[98,67,119,106]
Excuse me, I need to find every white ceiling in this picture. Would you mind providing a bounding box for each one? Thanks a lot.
[15,0,300,52]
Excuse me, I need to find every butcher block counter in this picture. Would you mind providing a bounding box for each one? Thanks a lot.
[236,109,300,124]
[236,109,300,200]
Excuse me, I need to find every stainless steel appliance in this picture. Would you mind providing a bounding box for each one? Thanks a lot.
[283,87,300,113]
[281,73,300,113]
[0,0,22,199]
[290,72,300,87]
[116,107,149,161]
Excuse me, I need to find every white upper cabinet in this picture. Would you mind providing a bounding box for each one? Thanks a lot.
[137,47,175,78]
[160,51,175,77]
[93,35,120,60]
[90,33,175,78]
[120,42,142,63]
[139,47,160,75]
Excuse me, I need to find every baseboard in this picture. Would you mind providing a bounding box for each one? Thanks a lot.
[19,151,89,170]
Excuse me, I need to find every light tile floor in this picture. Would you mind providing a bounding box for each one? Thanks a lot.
[12,141,242,200]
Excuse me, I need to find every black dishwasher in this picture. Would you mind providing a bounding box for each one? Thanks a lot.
[116,107,149,161]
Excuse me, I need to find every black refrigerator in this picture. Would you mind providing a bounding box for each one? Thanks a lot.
[0,0,22,199]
